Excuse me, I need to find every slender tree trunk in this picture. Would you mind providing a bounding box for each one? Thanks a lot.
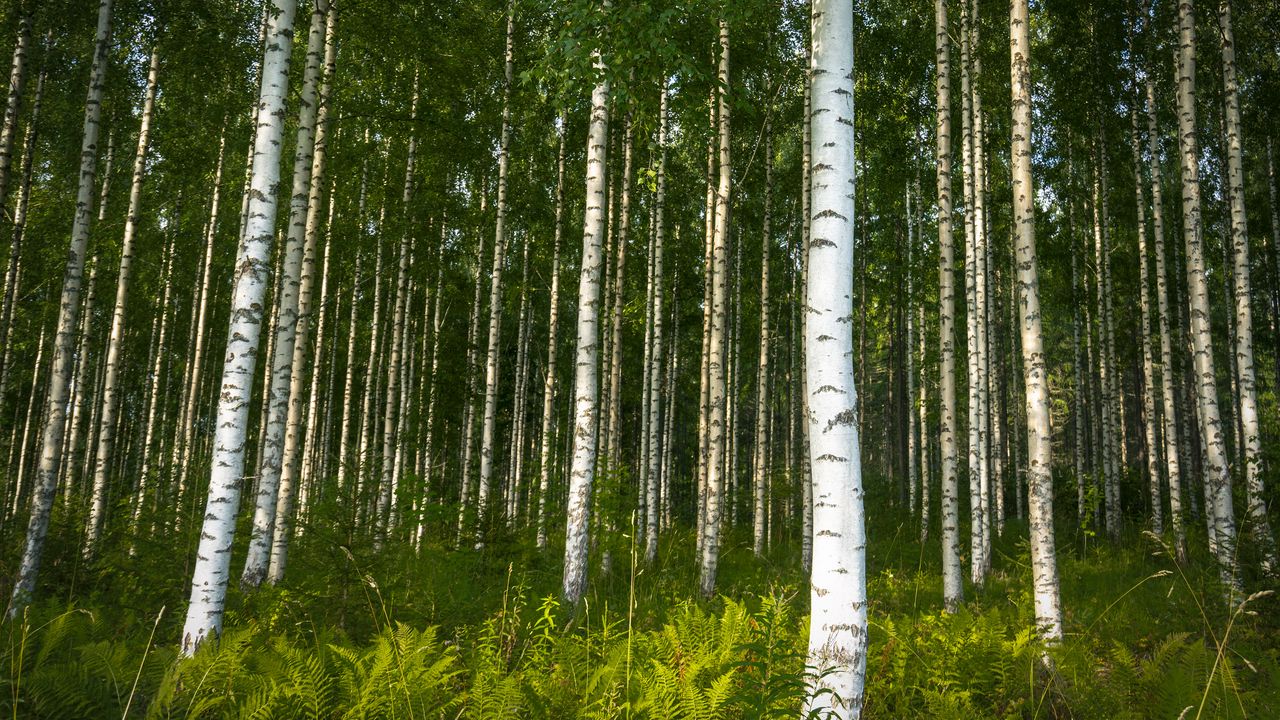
[960,0,985,583]
[9,321,45,524]
[174,130,226,500]
[475,6,516,542]
[457,201,486,538]
[84,48,160,557]
[1218,0,1277,575]
[1130,109,1163,536]
[375,84,417,546]
[803,1,867,715]
[336,251,362,496]
[1146,81,1186,560]
[918,302,930,541]
[0,65,41,400]
[1092,160,1121,540]
[561,18,609,604]
[606,114,633,469]
[416,229,445,546]
[699,18,731,598]
[935,0,963,612]
[241,0,328,588]
[298,208,332,531]
[535,119,567,548]
[1011,0,1063,641]
[508,236,532,524]
[1176,0,1239,592]
[753,113,773,558]
[644,88,668,562]
[63,255,96,503]
[130,232,176,540]
[180,0,297,653]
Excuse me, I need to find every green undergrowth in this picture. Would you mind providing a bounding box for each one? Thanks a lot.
[1,498,1277,718]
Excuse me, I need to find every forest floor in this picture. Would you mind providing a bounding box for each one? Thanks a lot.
[2,482,1278,718]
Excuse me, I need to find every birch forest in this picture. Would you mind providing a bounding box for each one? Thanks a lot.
[1,0,1279,716]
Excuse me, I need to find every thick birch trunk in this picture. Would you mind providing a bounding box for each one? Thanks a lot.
[1176,0,1239,592]
[1011,0,1063,641]
[562,38,609,604]
[241,0,328,588]
[935,0,964,612]
[803,1,867,715]
[699,19,731,598]
[1218,0,1277,575]
[180,0,297,653]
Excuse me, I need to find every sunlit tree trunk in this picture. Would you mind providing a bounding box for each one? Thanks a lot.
[180,0,297,652]
[699,18,731,598]
[84,47,160,558]
[802,0,867,715]
[1218,0,1277,575]
[1176,0,1238,592]
[1011,0,1063,641]
[561,10,609,604]
[0,9,30,232]
[935,0,963,612]
[1092,160,1120,540]
[241,0,328,588]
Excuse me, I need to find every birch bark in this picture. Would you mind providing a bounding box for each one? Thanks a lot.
[802,0,867,714]
[180,0,297,653]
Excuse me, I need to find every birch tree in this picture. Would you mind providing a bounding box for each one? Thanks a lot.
[475,5,516,540]
[181,0,298,653]
[1010,0,1063,641]
[7,0,112,617]
[1217,0,1277,575]
[802,0,868,715]
[242,0,329,588]
[935,0,964,612]
[562,2,609,604]
[1175,0,1239,592]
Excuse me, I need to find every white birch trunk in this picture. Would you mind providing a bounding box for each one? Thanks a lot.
[1176,0,1239,592]
[173,130,226,498]
[699,19,731,599]
[1010,0,1063,641]
[562,27,609,604]
[180,0,297,653]
[935,0,964,612]
[241,0,328,588]
[1218,0,1278,575]
[803,1,868,714]
[1130,110,1163,536]
[645,88,668,563]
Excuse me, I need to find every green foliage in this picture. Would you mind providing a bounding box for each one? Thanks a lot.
[4,531,1275,719]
